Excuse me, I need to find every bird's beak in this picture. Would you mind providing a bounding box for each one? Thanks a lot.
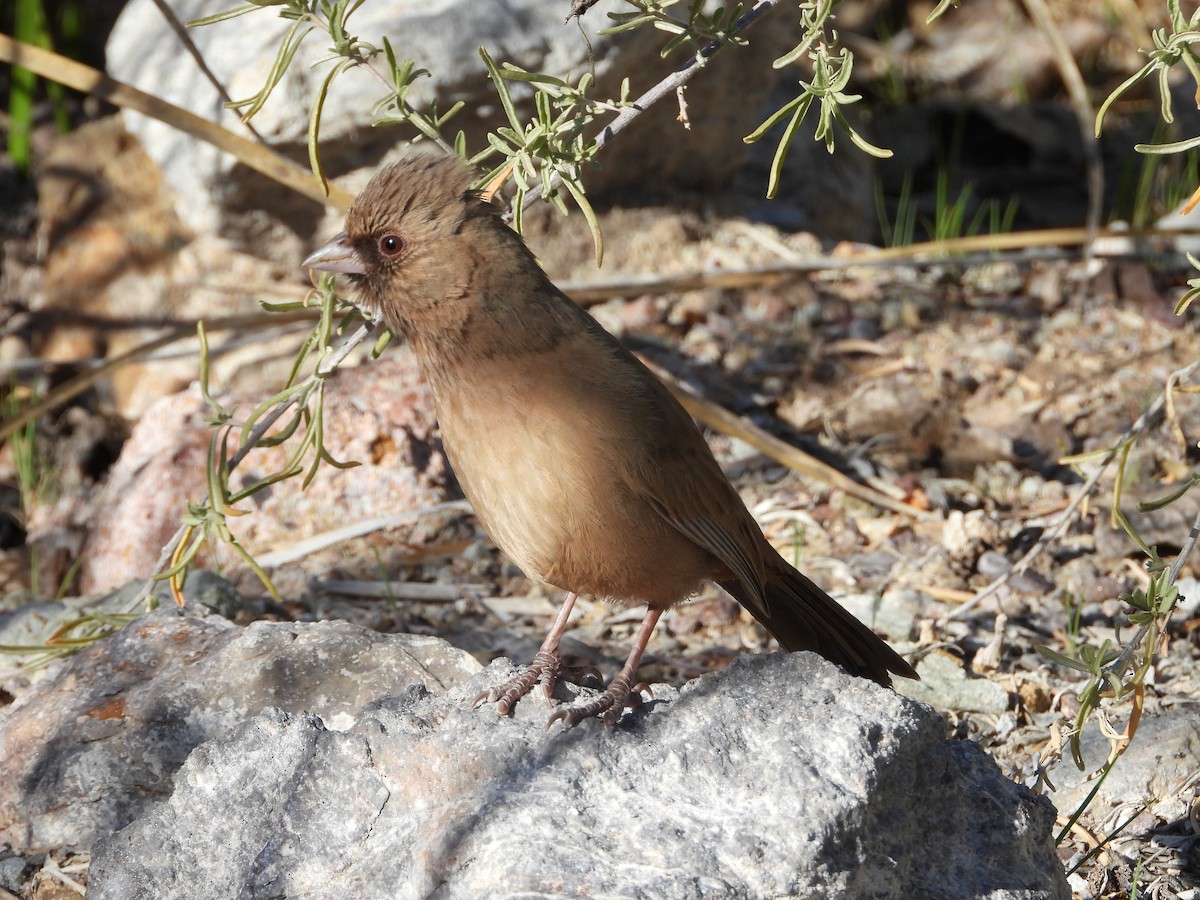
[302,231,366,275]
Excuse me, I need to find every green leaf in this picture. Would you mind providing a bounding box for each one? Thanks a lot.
[1096,63,1154,136]
[1036,645,1093,673]
[925,0,959,24]
[480,47,523,132]
[1134,134,1200,154]
[774,32,818,70]
[837,109,893,159]
[1156,60,1176,124]
[227,18,313,121]
[187,4,261,27]
[765,96,811,198]
[371,330,395,359]
[744,94,804,144]
[599,14,656,35]
[561,176,604,266]
[1138,473,1200,511]
[308,58,355,195]
[501,67,568,88]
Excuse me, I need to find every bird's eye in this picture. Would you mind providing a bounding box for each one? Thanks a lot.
[378,233,407,258]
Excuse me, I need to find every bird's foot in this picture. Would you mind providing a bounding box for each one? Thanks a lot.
[473,655,602,716]
[546,672,649,729]
[472,647,564,715]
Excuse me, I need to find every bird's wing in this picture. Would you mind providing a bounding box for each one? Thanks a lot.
[561,300,773,617]
[645,494,770,619]
[619,378,772,620]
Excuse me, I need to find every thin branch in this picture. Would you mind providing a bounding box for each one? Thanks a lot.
[0,324,312,374]
[520,0,781,209]
[643,358,932,520]
[568,0,605,20]
[5,220,1199,349]
[254,500,471,567]
[0,310,320,443]
[316,579,485,601]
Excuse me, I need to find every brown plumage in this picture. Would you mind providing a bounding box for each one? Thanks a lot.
[304,154,916,726]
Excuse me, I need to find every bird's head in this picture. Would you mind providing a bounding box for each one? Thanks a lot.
[303,154,517,347]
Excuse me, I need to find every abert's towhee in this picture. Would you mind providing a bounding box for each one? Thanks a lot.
[304,155,916,727]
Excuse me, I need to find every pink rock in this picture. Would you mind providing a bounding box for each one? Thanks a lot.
[79,353,449,593]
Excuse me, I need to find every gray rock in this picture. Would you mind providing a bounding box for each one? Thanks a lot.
[0,570,239,700]
[0,606,479,852]
[89,653,1068,899]
[840,587,923,646]
[896,649,1011,715]
[1174,577,1200,617]
[1048,704,1200,817]
[0,854,25,892]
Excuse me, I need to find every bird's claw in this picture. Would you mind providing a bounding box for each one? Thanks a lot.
[545,670,645,730]
[560,664,604,689]
[475,655,649,727]
[472,647,562,716]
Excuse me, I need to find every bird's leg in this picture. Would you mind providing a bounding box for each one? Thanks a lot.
[473,591,578,715]
[548,607,662,729]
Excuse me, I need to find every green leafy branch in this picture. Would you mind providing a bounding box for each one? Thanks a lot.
[370,42,465,148]
[744,1,891,198]
[1032,359,1200,855]
[190,0,461,194]
[1093,0,1200,233]
[477,49,636,265]
[142,274,371,607]
[989,3,1200,676]
[602,0,749,59]
[0,610,142,670]
[1095,0,1200,150]
[1020,10,1200,843]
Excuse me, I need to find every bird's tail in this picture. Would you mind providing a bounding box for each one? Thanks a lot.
[720,557,917,687]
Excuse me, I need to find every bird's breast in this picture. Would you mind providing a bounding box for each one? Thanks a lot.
[423,350,715,606]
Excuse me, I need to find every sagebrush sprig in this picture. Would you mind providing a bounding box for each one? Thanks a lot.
[744,1,892,198]
[1027,357,1199,857]
[1095,0,1200,141]
[478,48,636,264]
[145,275,371,606]
[603,0,749,58]
[192,0,459,193]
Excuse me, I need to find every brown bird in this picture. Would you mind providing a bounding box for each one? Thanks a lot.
[303,155,916,727]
